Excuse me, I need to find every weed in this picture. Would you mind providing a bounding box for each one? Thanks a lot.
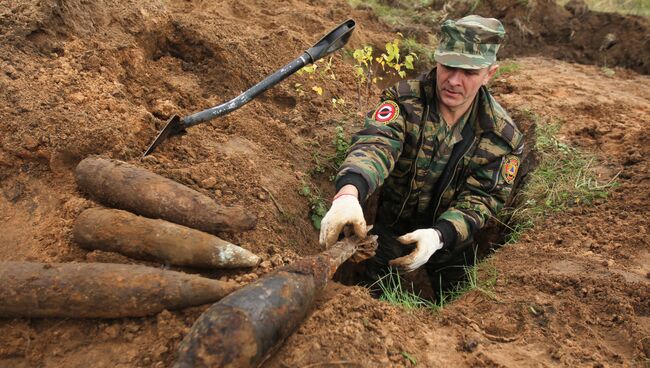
[460,260,497,299]
[309,122,351,181]
[295,57,339,99]
[331,125,350,171]
[492,61,520,81]
[298,180,328,229]
[347,0,450,28]
[468,0,481,13]
[520,121,618,219]
[434,257,498,305]
[401,351,417,366]
[373,268,440,310]
[502,217,534,244]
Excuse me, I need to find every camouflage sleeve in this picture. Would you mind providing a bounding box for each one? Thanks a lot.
[435,132,524,246]
[335,86,412,202]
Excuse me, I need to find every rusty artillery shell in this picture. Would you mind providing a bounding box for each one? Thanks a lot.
[75,157,256,234]
[73,208,261,268]
[174,234,378,368]
[0,262,239,318]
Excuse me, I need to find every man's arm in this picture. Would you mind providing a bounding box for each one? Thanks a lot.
[335,88,413,204]
[435,132,524,247]
[390,132,523,272]
[320,85,415,246]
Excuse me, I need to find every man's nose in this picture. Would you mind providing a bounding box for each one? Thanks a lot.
[448,69,463,85]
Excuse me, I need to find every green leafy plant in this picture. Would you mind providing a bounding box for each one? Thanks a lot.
[402,37,436,66]
[352,38,416,110]
[378,39,416,78]
[309,122,351,181]
[299,180,328,229]
[331,125,350,171]
[295,57,338,98]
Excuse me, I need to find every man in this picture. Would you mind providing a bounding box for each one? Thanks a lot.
[319,15,524,294]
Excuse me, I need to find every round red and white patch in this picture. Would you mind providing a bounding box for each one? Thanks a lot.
[373,101,400,124]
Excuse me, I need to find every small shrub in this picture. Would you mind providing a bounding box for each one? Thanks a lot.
[352,38,416,110]
[299,180,328,229]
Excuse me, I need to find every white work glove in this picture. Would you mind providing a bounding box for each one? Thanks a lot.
[389,228,443,273]
[319,194,367,247]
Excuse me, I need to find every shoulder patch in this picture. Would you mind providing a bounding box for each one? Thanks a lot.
[502,155,520,184]
[373,101,400,124]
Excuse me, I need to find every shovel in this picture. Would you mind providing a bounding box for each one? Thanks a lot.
[143,19,356,156]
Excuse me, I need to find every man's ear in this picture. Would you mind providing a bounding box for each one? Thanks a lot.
[483,64,499,85]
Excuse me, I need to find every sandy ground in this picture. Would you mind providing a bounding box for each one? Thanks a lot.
[0,0,648,367]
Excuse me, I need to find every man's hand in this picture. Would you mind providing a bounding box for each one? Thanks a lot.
[389,229,443,272]
[319,193,367,247]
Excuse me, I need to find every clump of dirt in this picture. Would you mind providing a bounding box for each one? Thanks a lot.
[444,0,650,74]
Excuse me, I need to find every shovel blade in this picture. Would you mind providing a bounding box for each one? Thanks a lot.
[143,115,185,157]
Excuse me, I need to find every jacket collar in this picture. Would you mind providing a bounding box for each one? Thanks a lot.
[422,69,521,149]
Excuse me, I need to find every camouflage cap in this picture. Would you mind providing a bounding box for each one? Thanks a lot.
[434,15,505,69]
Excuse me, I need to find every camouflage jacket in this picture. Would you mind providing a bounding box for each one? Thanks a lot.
[335,71,524,250]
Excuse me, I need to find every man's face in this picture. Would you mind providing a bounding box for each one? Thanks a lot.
[435,63,498,112]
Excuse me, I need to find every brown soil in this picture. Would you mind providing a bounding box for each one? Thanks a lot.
[449,0,650,74]
[1,0,648,367]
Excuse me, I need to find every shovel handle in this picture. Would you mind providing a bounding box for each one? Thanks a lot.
[182,19,356,128]
[143,19,356,156]
[182,54,309,128]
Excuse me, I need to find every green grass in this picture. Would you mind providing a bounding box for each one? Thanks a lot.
[492,61,520,80]
[557,0,650,16]
[374,268,440,310]
[498,109,619,243]
[401,351,417,366]
[513,118,619,223]
[375,259,497,313]
[435,260,498,304]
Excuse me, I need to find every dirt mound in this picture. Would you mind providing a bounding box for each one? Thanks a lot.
[1,0,649,367]
[446,0,650,74]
